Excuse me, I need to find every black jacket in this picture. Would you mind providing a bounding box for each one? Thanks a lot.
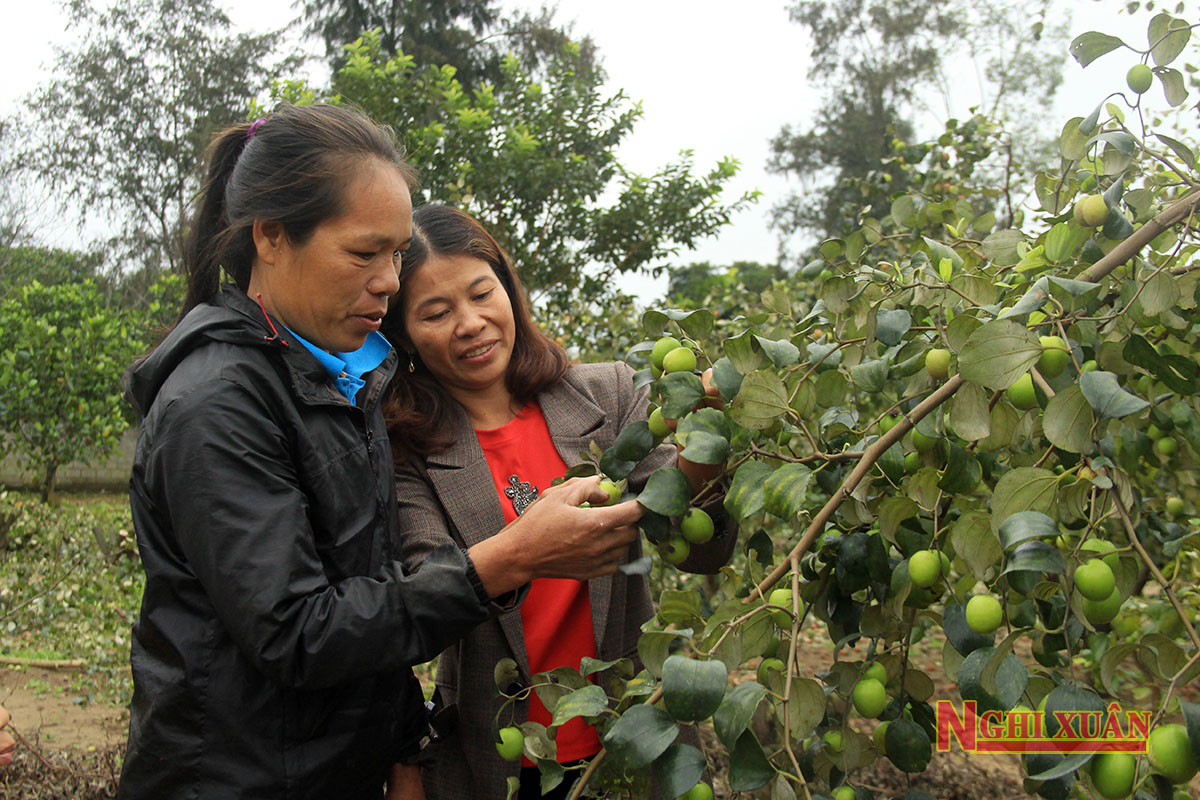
[119,288,491,799]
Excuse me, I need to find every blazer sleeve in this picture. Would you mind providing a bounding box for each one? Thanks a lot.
[607,362,738,575]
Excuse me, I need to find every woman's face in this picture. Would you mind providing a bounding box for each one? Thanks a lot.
[401,252,517,402]
[249,160,413,353]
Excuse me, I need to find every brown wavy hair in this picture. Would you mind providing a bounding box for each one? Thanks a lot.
[382,205,570,456]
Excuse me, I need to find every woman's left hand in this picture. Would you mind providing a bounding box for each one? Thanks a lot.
[386,763,426,800]
[0,705,16,767]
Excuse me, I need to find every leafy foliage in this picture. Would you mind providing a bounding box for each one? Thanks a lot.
[0,281,143,500]
[23,0,292,273]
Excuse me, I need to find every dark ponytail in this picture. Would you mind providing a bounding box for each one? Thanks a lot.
[178,104,417,321]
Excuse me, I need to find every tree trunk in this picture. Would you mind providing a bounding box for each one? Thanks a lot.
[41,462,58,505]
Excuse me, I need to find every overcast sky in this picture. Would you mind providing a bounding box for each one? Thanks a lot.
[0,0,1139,298]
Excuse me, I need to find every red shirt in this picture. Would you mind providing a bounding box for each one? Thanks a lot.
[474,403,602,763]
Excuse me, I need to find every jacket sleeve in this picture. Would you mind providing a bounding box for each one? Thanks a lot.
[144,378,491,690]
[609,362,738,575]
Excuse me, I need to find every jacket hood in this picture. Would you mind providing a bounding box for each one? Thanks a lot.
[125,288,284,416]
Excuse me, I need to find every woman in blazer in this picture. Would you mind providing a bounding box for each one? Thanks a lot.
[381,205,736,800]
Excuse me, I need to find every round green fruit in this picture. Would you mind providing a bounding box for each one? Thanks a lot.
[662,346,698,374]
[925,348,952,381]
[873,721,890,753]
[864,662,887,684]
[597,479,621,507]
[496,726,525,762]
[647,407,671,439]
[823,730,843,753]
[853,678,887,718]
[1007,373,1038,410]
[904,451,920,473]
[834,787,856,800]
[768,588,795,627]
[1156,437,1178,457]
[1127,63,1153,94]
[680,507,715,543]
[1091,752,1137,799]
[908,550,941,588]
[1074,558,1116,602]
[1148,724,1198,784]
[1165,496,1185,516]
[1082,587,1123,625]
[1081,538,1121,572]
[965,595,1003,634]
[650,336,681,370]
[661,536,691,565]
[757,657,785,685]
[1080,359,1098,373]
[681,782,715,800]
[1073,194,1109,227]
[879,414,899,435]
[1037,336,1070,379]
[911,429,938,453]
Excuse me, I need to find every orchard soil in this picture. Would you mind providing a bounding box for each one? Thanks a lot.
[3,625,1198,798]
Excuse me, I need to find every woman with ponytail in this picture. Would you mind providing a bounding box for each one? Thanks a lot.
[119,104,644,800]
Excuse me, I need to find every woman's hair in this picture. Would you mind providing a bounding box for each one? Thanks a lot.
[180,103,417,317]
[382,205,570,456]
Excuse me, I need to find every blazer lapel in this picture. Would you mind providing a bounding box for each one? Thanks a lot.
[539,377,616,655]
[424,402,531,675]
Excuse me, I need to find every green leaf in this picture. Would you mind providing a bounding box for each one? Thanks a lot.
[580,656,629,678]
[1027,752,1091,782]
[885,719,932,773]
[1124,334,1198,395]
[938,442,981,494]
[728,730,774,791]
[875,308,912,346]
[637,630,691,678]
[998,511,1059,551]
[730,370,791,431]
[678,430,730,466]
[763,463,813,521]
[713,681,767,749]
[951,511,1002,581]
[1156,68,1189,106]
[638,468,692,517]
[784,677,825,740]
[711,357,744,400]
[725,461,772,520]
[959,319,1042,390]
[754,335,801,368]
[849,358,889,393]
[1178,699,1200,765]
[652,743,707,800]
[1044,222,1090,263]
[1042,684,1107,738]
[1099,642,1140,696]
[991,467,1059,533]
[1138,270,1181,316]
[1149,13,1191,66]
[602,704,679,770]
[666,308,715,340]
[1155,133,1195,168]
[678,406,732,439]
[958,646,1027,713]
[923,236,963,269]
[1043,384,1096,454]
[948,381,991,441]
[659,372,706,418]
[609,420,655,462]
[724,331,764,375]
[532,667,590,716]
[662,655,728,722]
[1070,31,1126,66]
[1079,371,1150,419]
[551,684,610,726]
[658,590,704,628]
[1059,117,1089,161]
[1002,541,1067,575]
[982,229,1024,266]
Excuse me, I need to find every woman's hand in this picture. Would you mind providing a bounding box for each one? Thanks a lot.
[0,705,16,767]
[468,476,644,596]
[386,763,426,800]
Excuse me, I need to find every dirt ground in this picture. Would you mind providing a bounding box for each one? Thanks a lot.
[0,667,128,754]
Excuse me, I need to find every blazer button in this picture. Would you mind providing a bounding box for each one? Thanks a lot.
[504,680,527,696]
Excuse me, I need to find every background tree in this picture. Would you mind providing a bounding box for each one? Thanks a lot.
[295,0,597,89]
[24,0,292,277]
[769,0,1068,260]
[301,31,757,318]
[0,280,143,502]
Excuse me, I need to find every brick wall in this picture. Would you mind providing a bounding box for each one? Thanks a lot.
[0,428,136,492]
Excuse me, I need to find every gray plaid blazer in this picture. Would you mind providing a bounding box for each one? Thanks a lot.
[394,362,736,799]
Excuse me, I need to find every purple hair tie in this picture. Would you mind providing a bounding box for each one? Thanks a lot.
[246,118,266,140]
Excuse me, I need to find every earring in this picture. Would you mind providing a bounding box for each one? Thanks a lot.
[407,353,415,373]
